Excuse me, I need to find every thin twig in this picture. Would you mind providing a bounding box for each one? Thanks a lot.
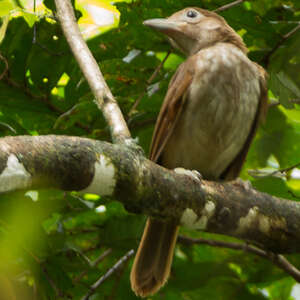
[0,121,16,134]
[54,0,131,143]
[128,51,171,117]
[73,248,112,283]
[261,22,300,67]
[248,161,300,179]
[0,53,9,80]
[53,103,81,129]
[214,0,246,12]
[277,162,300,174]
[269,98,300,108]
[81,249,134,300]
[32,2,63,56]
[108,256,130,300]
[178,235,300,282]
[128,116,156,130]
[34,41,65,56]
[284,23,300,40]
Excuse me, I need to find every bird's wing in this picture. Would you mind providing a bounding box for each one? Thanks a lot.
[221,65,268,180]
[149,59,195,162]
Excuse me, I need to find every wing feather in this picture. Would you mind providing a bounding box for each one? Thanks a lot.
[149,61,195,162]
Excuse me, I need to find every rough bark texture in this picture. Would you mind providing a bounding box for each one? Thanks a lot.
[0,135,300,253]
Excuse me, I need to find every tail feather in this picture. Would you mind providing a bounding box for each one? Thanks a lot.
[130,218,179,297]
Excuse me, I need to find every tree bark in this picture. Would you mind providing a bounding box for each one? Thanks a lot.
[0,135,299,253]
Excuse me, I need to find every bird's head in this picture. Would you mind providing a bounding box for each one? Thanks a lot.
[144,7,247,56]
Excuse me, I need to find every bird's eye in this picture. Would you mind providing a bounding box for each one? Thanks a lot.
[186,10,197,18]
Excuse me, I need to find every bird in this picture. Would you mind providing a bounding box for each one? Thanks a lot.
[130,7,268,298]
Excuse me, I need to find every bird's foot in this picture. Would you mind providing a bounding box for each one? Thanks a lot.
[174,168,202,182]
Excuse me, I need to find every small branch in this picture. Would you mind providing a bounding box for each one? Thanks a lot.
[128,51,171,117]
[128,116,156,130]
[73,248,112,284]
[269,98,300,108]
[54,0,131,143]
[277,162,300,174]
[214,0,246,12]
[0,121,16,134]
[0,52,9,80]
[178,236,300,282]
[261,22,300,67]
[248,161,300,179]
[81,249,134,300]
[108,255,130,300]
[53,103,81,129]
[283,23,300,40]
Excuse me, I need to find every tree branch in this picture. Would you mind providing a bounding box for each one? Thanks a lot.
[82,249,134,300]
[54,0,131,143]
[269,98,300,108]
[0,135,300,254]
[73,248,112,284]
[248,161,300,179]
[214,0,246,12]
[0,52,8,80]
[261,22,300,67]
[178,236,300,282]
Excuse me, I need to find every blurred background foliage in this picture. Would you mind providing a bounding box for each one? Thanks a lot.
[0,0,300,299]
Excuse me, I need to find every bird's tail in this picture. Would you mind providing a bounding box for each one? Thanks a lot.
[130,218,179,297]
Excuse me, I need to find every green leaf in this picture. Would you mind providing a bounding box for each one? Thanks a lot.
[22,11,39,27]
[277,71,300,98]
[43,213,62,234]
[247,107,300,173]
[0,0,16,17]
[267,277,295,300]
[269,72,294,108]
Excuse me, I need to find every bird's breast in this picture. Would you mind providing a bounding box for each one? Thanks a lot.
[161,44,260,179]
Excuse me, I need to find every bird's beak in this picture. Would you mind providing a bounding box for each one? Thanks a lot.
[143,19,184,36]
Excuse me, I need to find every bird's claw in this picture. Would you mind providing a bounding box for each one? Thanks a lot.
[174,168,202,182]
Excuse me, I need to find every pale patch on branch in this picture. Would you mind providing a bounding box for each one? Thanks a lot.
[0,154,32,192]
[80,154,116,196]
[237,206,287,235]
[180,201,216,230]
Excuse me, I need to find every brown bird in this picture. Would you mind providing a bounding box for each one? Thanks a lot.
[130,7,268,297]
